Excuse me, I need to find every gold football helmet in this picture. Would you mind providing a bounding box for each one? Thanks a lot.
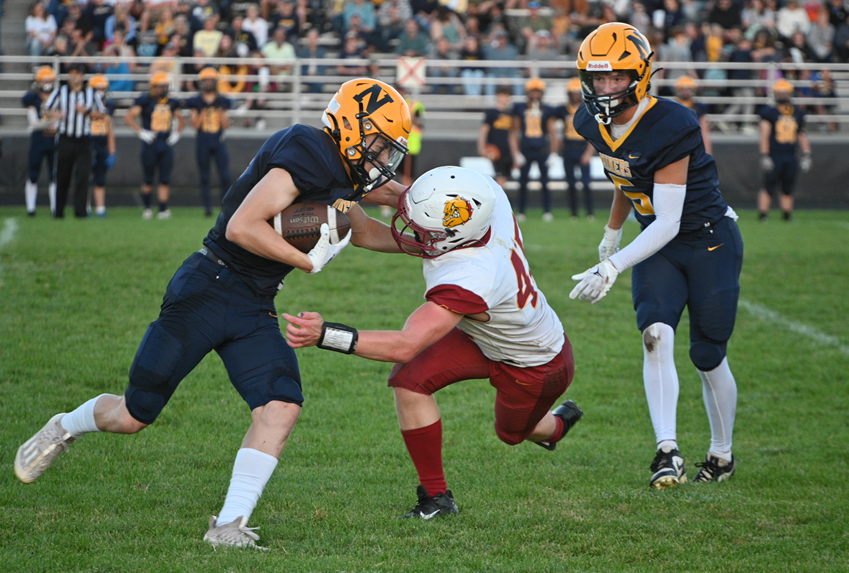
[675,75,697,99]
[576,22,654,124]
[149,72,170,99]
[322,78,411,192]
[772,79,794,105]
[35,66,56,93]
[198,67,219,93]
[88,74,109,91]
[567,77,582,93]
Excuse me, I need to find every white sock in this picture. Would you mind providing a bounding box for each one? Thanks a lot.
[25,181,37,212]
[96,206,106,215]
[658,440,678,453]
[61,395,105,437]
[699,357,737,460]
[48,182,57,213]
[643,323,679,445]
[217,448,279,527]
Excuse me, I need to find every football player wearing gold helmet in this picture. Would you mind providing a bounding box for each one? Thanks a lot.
[552,77,596,219]
[88,75,115,218]
[22,67,59,216]
[572,23,744,489]
[674,75,712,155]
[15,79,411,550]
[757,79,811,222]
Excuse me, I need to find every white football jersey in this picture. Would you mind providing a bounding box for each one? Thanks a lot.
[422,182,565,367]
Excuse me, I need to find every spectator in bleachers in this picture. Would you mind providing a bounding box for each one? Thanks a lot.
[345,12,373,46]
[103,28,137,92]
[722,34,757,130]
[828,0,847,29]
[378,0,412,51]
[459,33,485,95]
[69,24,98,62]
[709,0,742,38]
[655,0,685,41]
[656,25,696,94]
[431,6,466,50]
[215,32,239,58]
[775,0,810,41]
[786,29,816,62]
[298,28,326,92]
[526,29,561,77]
[741,0,775,39]
[272,0,300,38]
[484,29,521,96]
[338,32,369,75]
[410,0,439,23]
[105,3,137,44]
[629,1,652,35]
[228,14,259,56]
[193,14,223,56]
[261,26,296,89]
[808,6,835,62]
[684,20,708,61]
[171,15,194,56]
[396,18,431,56]
[83,0,112,48]
[26,2,58,57]
[294,0,322,33]
[835,18,849,61]
[429,35,459,93]
[154,7,176,47]
[343,0,376,38]
[191,0,219,28]
[244,3,269,47]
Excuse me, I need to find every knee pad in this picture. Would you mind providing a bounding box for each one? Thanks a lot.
[690,340,727,372]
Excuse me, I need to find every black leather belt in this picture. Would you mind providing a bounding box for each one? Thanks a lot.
[199,247,228,268]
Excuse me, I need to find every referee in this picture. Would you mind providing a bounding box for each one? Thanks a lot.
[45,63,105,219]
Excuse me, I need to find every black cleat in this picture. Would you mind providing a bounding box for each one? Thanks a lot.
[535,399,583,451]
[399,485,459,519]
[694,454,736,483]
[649,447,687,489]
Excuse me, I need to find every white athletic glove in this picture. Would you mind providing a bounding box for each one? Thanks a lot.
[760,154,774,172]
[570,259,619,304]
[598,225,623,262]
[138,129,155,144]
[799,153,812,173]
[546,152,559,168]
[167,132,181,146]
[307,223,351,274]
[515,152,526,167]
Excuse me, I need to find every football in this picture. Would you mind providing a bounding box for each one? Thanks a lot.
[269,202,352,253]
[484,144,501,161]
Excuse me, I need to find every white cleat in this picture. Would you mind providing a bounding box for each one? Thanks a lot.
[15,414,76,484]
[156,209,172,220]
[203,516,268,550]
[142,208,153,220]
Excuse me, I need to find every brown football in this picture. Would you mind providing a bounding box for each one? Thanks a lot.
[484,144,501,161]
[269,202,352,253]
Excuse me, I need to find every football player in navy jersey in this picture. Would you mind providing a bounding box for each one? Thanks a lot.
[186,68,232,217]
[88,75,116,218]
[22,67,58,217]
[15,79,412,549]
[125,72,185,220]
[757,79,811,222]
[510,78,559,222]
[569,23,743,489]
[674,75,712,156]
[478,85,514,189]
[552,77,596,220]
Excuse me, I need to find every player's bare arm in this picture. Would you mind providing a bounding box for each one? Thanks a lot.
[226,167,315,271]
[347,203,405,253]
[361,179,407,207]
[759,119,772,155]
[189,108,202,131]
[283,301,463,363]
[477,123,490,156]
[124,105,142,132]
[654,155,689,185]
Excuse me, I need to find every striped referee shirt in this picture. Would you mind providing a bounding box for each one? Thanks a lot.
[45,84,106,138]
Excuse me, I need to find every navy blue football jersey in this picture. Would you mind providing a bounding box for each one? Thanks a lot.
[552,103,588,149]
[185,94,232,136]
[574,97,728,234]
[204,125,361,295]
[675,97,708,120]
[759,104,805,157]
[22,91,55,136]
[483,108,513,153]
[513,101,556,151]
[90,100,115,141]
[133,94,182,135]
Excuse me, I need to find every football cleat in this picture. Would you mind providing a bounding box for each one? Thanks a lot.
[693,454,736,483]
[15,414,76,483]
[649,447,687,489]
[142,208,153,220]
[203,516,268,550]
[157,209,172,220]
[399,485,459,520]
[536,399,583,451]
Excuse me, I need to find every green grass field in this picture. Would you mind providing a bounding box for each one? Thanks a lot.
[1,206,847,572]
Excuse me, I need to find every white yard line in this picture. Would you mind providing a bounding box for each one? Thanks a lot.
[837,222,849,230]
[739,299,849,356]
[0,218,19,287]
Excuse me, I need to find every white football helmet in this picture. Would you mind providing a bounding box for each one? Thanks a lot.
[392,166,496,258]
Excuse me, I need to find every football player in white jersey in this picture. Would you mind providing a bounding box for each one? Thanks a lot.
[284,166,582,519]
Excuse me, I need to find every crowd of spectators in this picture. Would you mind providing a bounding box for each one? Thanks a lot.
[23,0,848,128]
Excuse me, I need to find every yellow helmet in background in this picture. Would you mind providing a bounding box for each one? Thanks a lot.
[35,66,56,92]
[567,77,582,94]
[772,79,793,96]
[150,72,170,98]
[322,78,411,192]
[199,67,219,92]
[675,75,698,91]
[576,22,654,124]
[525,78,546,93]
[88,74,109,91]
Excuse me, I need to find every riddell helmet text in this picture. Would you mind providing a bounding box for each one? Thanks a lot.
[586,61,613,71]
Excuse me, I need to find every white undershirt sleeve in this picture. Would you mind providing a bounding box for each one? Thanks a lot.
[608,183,686,272]
[27,107,53,132]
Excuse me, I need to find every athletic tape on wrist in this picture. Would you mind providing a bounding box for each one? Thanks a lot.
[318,322,359,354]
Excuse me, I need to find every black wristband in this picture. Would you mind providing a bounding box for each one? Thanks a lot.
[317,322,359,354]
